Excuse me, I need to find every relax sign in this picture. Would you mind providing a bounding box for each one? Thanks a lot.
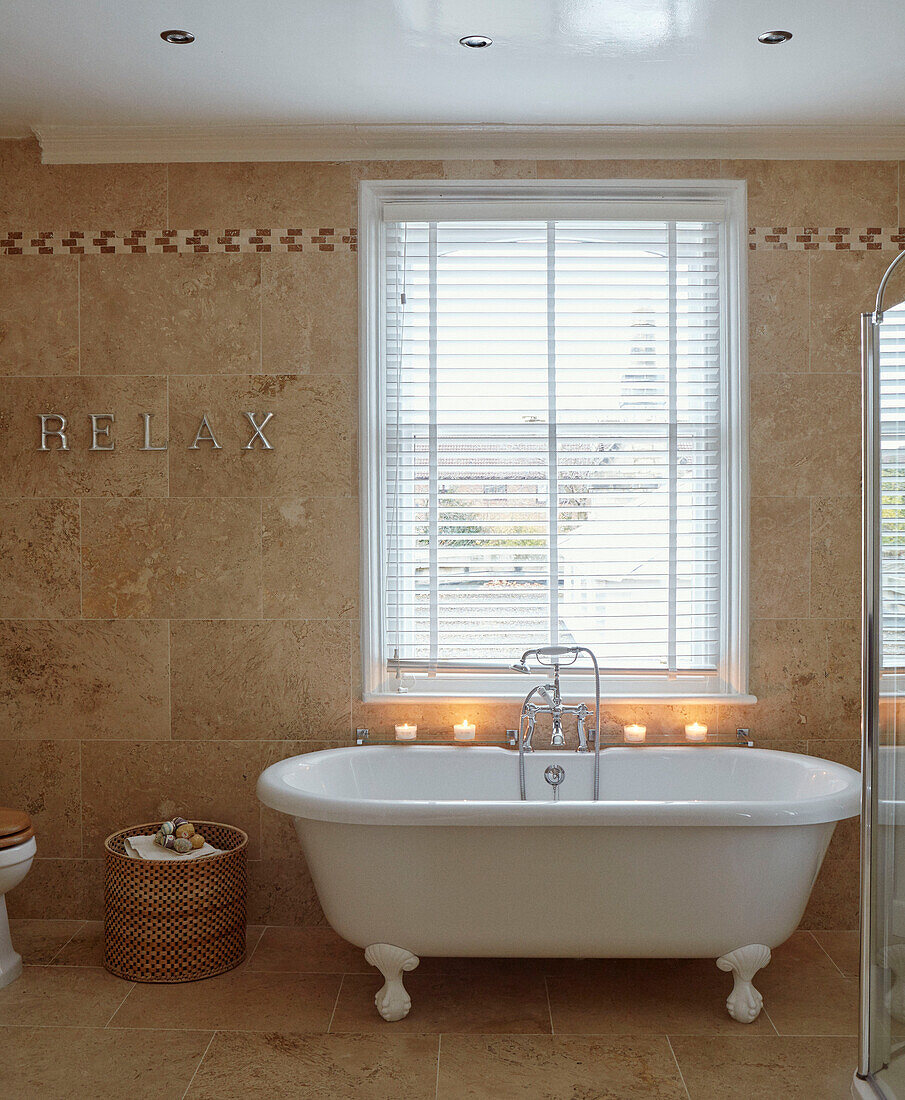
[37,412,276,451]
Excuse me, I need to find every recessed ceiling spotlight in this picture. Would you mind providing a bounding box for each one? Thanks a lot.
[160,29,195,44]
[757,30,793,44]
[459,34,493,48]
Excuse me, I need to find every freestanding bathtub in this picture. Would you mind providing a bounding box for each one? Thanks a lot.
[257,745,860,1023]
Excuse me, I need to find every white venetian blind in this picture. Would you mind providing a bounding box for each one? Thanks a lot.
[381,214,724,684]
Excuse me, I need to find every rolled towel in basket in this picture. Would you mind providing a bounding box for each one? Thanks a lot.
[124,835,224,861]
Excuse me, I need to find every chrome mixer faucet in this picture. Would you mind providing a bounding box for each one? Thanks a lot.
[510,645,602,800]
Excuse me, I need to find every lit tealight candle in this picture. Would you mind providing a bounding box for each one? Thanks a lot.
[685,722,708,742]
[394,723,417,741]
[624,723,647,743]
[454,719,476,742]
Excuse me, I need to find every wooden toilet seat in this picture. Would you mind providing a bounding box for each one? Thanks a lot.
[0,809,34,850]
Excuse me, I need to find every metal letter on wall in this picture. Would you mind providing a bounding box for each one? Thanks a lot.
[38,414,69,451]
[243,411,275,450]
[89,413,115,451]
[189,414,222,450]
[140,412,167,451]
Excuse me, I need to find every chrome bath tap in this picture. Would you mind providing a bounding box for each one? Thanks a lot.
[510,645,602,801]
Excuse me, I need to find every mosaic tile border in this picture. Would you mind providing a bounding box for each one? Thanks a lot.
[2,226,905,255]
[0,227,357,256]
[748,226,905,250]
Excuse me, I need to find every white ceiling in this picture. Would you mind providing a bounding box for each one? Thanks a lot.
[1,0,903,158]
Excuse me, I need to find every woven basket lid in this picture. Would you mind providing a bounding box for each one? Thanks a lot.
[0,808,34,849]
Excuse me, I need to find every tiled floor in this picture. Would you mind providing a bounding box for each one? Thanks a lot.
[0,920,860,1098]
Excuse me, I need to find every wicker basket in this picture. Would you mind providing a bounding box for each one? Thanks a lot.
[104,821,248,983]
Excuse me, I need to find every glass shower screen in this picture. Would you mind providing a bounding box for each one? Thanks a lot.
[859,252,905,1098]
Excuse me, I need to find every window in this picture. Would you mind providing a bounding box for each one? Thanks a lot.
[359,180,751,701]
[881,300,905,674]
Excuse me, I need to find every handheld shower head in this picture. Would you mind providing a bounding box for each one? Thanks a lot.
[510,660,531,674]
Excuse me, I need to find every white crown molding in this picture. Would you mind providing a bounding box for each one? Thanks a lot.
[30,122,905,164]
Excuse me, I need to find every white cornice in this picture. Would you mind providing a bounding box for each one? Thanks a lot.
[30,122,905,163]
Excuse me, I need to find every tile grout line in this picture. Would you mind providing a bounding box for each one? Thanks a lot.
[665,1036,692,1100]
[435,1033,442,1100]
[167,618,172,741]
[78,739,84,859]
[808,929,849,978]
[78,497,84,618]
[45,918,87,964]
[103,980,136,1028]
[181,1029,216,1100]
[544,975,554,1035]
[76,254,81,375]
[244,925,266,967]
[761,1003,781,1037]
[326,973,345,1032]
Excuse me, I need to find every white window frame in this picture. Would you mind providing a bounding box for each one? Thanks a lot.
[358,178,753,703]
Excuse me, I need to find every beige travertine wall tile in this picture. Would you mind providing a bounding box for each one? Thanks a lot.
[750,497,810,619]
[747,251,809,375]
[80,740,273,857]
[0,620,169,739]
[0,740,80,856]
[167,162,355,227]
[0,376,168,498]
[247,857,327,924]
[809,250,893,373]
[722,618,858,741]
[350,620,524,739]
[535,159,722,179]
[801,856,860,929]
[720,159,897,225]
[167,374,352,497]
[596,703,721,741]
[824,618,860,739]
[0,257,79,376]
[261,252,356,375]
[350,160,444,183]
[0,500,80,618]
[0,138,167,229]
[442,160,537,179]
[80,255,261,375]
[808,739,860,769]
[259,741,347,858]
[721,619,827,739]
[263,496,358,619]
[5,857,103,920]
[170,620,350,740]
[81,498,261,618]
[810,496,860,618]
[749,372,860,497]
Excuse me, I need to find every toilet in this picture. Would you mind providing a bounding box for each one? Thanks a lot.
[0,809,36,989]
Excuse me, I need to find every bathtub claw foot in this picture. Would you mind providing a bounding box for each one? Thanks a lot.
[717,944,771,1023]
[365,943,420,1021]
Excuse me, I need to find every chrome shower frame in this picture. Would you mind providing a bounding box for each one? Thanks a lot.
[857,248,905,1091]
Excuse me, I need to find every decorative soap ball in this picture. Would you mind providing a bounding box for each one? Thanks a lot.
[158,820,176,836]
[190,834,205,849]
[175,822,195,840]
[156,833,177,850]
[173,837,193,854]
